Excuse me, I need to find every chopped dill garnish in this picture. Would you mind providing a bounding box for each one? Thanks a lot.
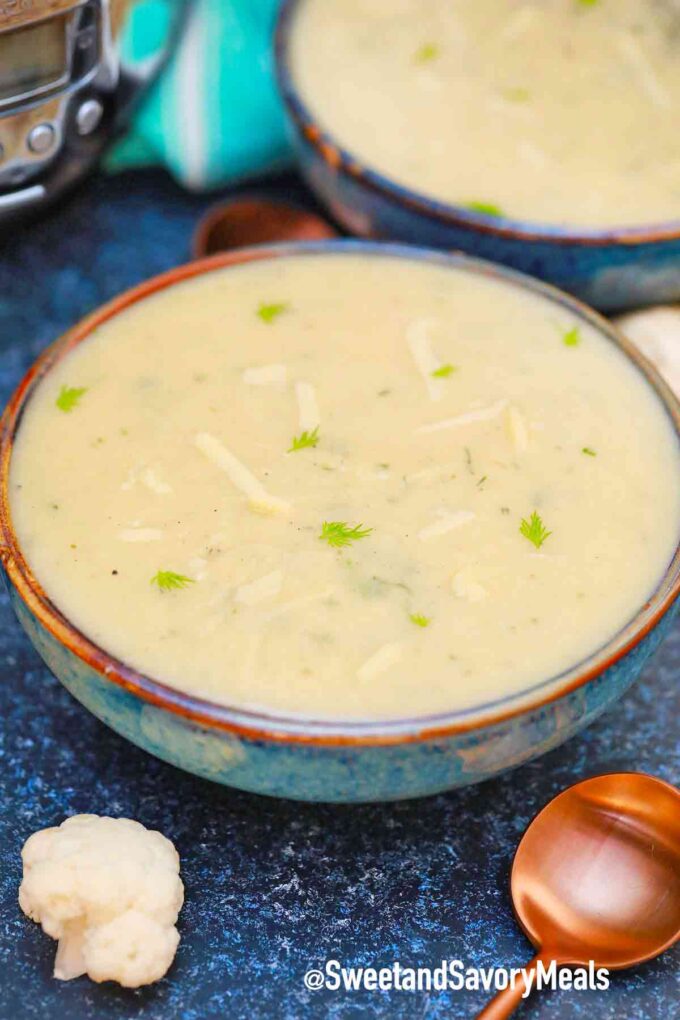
[476,475,488,488]
[464,447,474,474]
[150,570,195,592]
[577,0,599,6]
[319,521,373,548]
[562,326,581,347]
[582,447,597,457]
[414,42,439,63]
[431,363,457,378]
[257,301,289,324]
[464,202,504,217]
[502,86,530,102]
[410,613,431,628]
[519,511,552,550]
[288,426,320,452]
[56,386,87,412]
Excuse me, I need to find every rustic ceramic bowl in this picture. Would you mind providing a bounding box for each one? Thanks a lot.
[275,0,680,313]
[1,242,679,802]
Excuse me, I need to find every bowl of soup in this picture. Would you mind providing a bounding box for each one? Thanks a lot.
[1,243,679,801]
[275,0,680,313]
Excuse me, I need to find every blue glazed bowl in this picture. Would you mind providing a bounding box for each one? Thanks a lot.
[1,242,679,802]
[274,0,680,314]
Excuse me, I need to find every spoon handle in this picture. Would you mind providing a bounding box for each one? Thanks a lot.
[475,953,549,1020]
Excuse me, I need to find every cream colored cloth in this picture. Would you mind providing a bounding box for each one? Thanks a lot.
[614,306,680,398]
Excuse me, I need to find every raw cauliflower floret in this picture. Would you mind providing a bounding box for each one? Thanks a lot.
[615,306,680,398]
[19,814,184,987]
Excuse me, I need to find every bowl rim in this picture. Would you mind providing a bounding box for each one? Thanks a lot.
[274,0,680,247]
[1,240,679,746]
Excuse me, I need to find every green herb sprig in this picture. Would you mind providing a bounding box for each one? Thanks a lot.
[431,364,457,379]
[562,326,581,347]
[319,521,373,548]
[414,42,439,63]
[465,202,504,217]
[289,426,320,452]
[410,613,431,628]
[257,302,289,324]
[519,511,552,550]
[56,386,88,412]
[503,87,530,102]
[151,570,195,592]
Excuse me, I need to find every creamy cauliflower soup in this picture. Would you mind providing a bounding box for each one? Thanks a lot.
[9,251,680,719]
[288,0,680,228]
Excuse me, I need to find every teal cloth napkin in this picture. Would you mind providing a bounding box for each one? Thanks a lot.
[107,0,294,190]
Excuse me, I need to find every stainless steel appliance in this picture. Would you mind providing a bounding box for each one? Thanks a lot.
[0,0,187,222]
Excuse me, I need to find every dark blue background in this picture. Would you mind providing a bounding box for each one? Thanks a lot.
[0,171,678,1019]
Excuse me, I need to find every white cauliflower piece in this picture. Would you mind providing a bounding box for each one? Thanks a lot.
[19,814,183,987]
[614,306,680,397]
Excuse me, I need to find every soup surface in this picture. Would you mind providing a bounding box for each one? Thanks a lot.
[9,251,680,719]
[289,0,680,228]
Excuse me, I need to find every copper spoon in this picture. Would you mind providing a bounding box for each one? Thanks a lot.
[477,772,680,1018]
[192,196,338,259]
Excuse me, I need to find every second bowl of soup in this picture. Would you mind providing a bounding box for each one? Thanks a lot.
[1,243,679,800]
[276,0,680,312]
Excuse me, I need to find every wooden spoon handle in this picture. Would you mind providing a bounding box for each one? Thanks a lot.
[475,953,548,1020]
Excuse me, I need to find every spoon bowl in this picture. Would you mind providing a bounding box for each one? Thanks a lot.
[479,773,680,1018]
[513,772,680,967]
[192,196,337,258]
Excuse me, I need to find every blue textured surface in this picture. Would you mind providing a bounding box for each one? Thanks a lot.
[0,171,678,1018]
